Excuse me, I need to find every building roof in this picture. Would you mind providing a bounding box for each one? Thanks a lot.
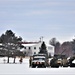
[22,44,36,47]
[22,42,54,48]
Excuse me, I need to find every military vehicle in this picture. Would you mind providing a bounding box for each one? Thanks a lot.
[29,54,49,68]
[50,50,68,68]
[68,56,75,67]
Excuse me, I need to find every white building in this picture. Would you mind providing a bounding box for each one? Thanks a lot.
[21,42,54,57]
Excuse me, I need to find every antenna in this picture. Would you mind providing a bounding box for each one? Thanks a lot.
[40,36,44,42]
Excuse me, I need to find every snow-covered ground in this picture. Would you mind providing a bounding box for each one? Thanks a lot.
[0,57,75,75]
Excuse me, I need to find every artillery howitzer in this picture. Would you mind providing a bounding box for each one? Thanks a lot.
[50,50,68,68]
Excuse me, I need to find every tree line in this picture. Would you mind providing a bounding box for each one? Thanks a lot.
[0,30,75,61]
[49,38,75,57]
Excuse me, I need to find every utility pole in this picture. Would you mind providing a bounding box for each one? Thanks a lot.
[40,37,41,42]
[40,36,44,42]
[41,36,44,42]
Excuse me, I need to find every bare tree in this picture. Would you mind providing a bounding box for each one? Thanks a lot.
[49,38,57,46]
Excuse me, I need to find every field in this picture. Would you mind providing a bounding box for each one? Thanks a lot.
[0,57,75,75]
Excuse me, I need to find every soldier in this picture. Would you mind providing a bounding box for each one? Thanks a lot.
[29,56,32,67]
[19,57,23,64]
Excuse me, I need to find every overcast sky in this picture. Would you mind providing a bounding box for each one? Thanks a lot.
[0,0,75,43]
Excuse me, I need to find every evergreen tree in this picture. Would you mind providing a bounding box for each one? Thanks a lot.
[0,30,23,63]
[39,42,48,58]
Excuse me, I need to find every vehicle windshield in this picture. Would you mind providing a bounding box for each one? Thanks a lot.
[33,58,45,60]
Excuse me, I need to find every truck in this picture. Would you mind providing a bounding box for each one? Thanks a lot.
[29,54,49,68]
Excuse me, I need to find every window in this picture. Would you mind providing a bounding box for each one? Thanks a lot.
[24,47,26,49]
[29,47,31,50]
[34,47,36,49]
[34,52,36,54]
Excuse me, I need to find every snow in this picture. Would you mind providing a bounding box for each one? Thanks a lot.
[72,59,75,63]
[0,57,75,75]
